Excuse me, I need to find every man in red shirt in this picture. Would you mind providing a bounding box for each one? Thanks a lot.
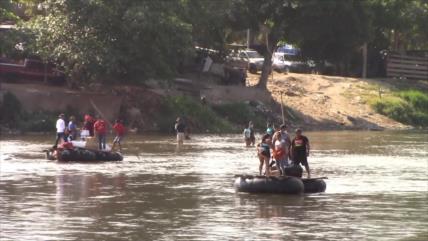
[112,119,126,152]
[93,117,107,150]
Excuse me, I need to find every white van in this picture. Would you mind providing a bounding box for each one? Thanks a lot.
[272,52,315,73]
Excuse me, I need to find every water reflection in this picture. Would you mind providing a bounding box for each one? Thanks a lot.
[55,172,127,203]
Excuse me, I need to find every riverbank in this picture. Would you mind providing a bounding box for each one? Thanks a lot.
[1,72,427,134]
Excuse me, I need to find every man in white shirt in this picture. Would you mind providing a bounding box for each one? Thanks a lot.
[54,113,67,147]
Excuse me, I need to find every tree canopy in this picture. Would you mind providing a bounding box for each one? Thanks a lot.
[1,0,427,87]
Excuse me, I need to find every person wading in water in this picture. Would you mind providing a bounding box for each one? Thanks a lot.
[247,121,255,146]
[175,117,186,146]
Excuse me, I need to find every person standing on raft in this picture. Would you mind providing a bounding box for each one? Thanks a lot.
[272,124,291,175]
[266,122,275,137]
[290,128,311,178]
[83,114,95,138]
[94,117,107,150]
[175,117,186,146]
[67,116,78,141]
[54,113,67,148]
[257,134,273,176]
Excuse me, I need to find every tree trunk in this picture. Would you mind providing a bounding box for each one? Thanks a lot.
[256,32,277,89]
[256,52,273,89]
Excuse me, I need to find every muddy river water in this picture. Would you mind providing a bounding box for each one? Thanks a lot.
[1,131,427,240]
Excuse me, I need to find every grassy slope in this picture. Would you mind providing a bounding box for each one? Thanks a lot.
[370,90,428,127]
[356,81,428,127]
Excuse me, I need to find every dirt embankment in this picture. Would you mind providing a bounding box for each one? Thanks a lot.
[245,72,412,130]
[194,72,415,130]
[1,71,422,132]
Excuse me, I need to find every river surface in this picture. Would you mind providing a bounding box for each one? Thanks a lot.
[1,131,427,241]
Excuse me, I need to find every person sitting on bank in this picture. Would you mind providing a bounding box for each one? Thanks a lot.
[175,117,186,145]
[243,125,252,147]
[257,134,273,176]
[67,116,78,141]
[94,117,107,150]
[54,113,67,148]
[290,128,311,178]
[112,119,126,152]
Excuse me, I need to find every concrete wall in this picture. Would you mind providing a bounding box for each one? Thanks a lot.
[1,83,122,121]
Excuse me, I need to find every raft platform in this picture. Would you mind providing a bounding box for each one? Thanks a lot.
[45,147,123,162]
[234,174,327,194]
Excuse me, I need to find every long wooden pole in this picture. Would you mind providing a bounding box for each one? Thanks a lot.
[280,92,285,125]
[362,42,367,79]
[90,99,113,127]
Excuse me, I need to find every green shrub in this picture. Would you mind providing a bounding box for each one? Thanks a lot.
[0,91,24,128]
[212,102,266,129]
[155,96,234,133]
[371,90,428,127]
[20,111,56,132]
[0,92,82,132]
[398,90,428,111]
[410,111,428,126]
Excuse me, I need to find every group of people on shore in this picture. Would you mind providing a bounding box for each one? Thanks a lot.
[244,122,311,178]
[54,113,126,152]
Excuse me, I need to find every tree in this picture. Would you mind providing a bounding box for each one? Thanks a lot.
[230,0,296,89]
[23,0,193,85]
[183,0,232,52]
[289,0,372,75]
[0,1,21,58]
[369,0,428,52]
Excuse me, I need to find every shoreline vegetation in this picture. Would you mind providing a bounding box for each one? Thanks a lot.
[370,90,428,127]
[1,79,427,135]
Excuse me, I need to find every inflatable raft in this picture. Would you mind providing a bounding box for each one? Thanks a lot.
[45,147,123,162]
[302,178,327,193]
[234,175,304,194]
[234,175,326,194]
[234,164,326,194]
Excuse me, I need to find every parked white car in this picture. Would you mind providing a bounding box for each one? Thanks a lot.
[272,52,292,73]
[235,49,265,74]
[272,52,315,73]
